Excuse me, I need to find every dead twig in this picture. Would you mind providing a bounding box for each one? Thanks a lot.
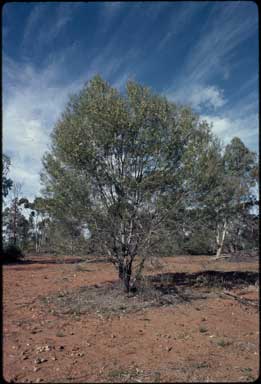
[221,290,259,307]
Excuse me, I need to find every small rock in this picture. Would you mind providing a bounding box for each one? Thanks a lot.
[111,334,116,339]
[35,379,43,383]
[201,317,207,322]
[33,367,40,372]
[34,358,47,364]
[70,332,74,335]
[58,345,64,350]
[77,352,84,357]
[51,356,57,361]
[72,346,79,351]
[43,345,51,351]
[22,356,28,360]
[34,358,41,364]
[167,346,173,352]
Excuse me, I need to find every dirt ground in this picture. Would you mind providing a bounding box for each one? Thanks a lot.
[3,254,259,383]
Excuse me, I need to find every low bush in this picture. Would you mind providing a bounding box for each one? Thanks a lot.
[2,244,24,264]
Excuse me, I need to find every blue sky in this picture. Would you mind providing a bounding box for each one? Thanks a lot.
[3,1,258,200]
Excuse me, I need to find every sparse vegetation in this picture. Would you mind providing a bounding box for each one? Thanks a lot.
[199,325,208,333]
[216,338,232,347]
[55,331,65,337]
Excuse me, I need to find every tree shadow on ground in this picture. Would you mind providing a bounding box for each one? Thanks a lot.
[149,270,259,292]
[39,270,259,318]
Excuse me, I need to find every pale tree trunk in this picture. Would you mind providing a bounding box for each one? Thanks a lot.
[35,214,38,253]
[215,220,227,259]
[13,198,18,246]
[70,237,74,256]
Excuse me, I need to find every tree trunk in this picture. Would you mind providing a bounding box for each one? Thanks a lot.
[35,214,38,253]
[70,238,74,256]
[215,220,227,259]
[13,198,18,246]
[123,272,131,293]
[118,260,132,293]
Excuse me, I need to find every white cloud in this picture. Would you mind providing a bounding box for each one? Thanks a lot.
[187,85,225,110]
[165,81,258,154]
[166,84,226,111]
[202,113,258,152]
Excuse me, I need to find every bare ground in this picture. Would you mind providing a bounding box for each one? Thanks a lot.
[3,254,259,383]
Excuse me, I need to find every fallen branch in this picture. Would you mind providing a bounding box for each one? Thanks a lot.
[82,257,109,264]
[221,290,259,307]
[212,255,230,261]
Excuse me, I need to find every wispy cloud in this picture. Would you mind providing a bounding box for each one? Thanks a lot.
[22,3,81,52]
[22,4,47,47]
[158,2,208,51]
[182,2,258,83]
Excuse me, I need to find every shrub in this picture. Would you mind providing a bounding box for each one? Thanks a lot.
[2,244,24,264]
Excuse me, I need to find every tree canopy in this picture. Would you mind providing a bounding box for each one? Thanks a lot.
[41,75,233,291]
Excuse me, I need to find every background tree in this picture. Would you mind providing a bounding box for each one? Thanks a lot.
[2,183,31,249]
[2,154,13,197]
[181,136,258,258]
[41,75,224,292]
[212,137,258,258]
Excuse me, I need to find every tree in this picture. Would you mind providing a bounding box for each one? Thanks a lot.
[2,154,13,197]
[41,75,224,292]
[40,160,91,255]
[2,183,31,249]
[194,137,258,258]
[219,137,258,256]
